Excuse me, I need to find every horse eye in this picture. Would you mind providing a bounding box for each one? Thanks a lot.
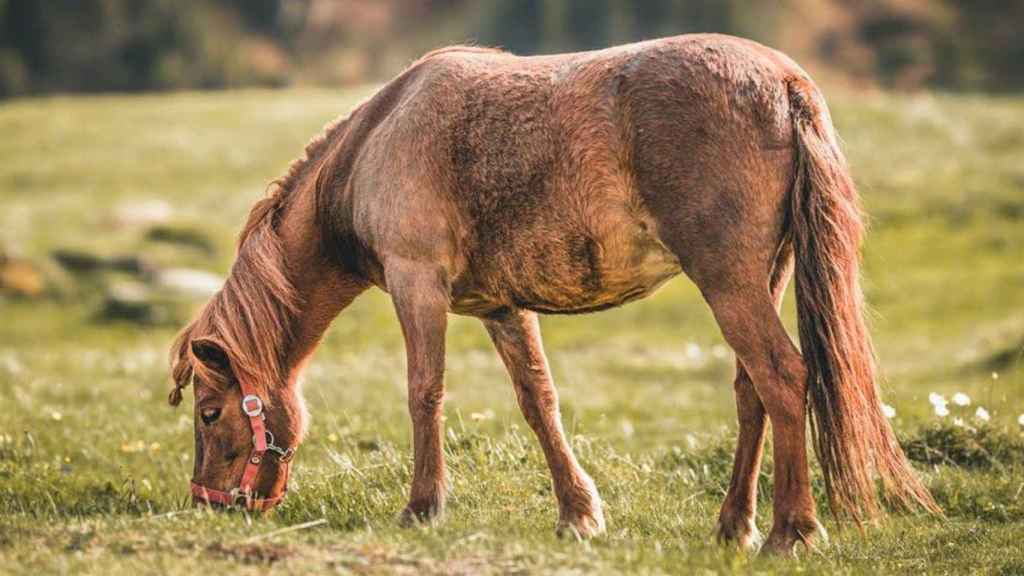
[200,407,221,425]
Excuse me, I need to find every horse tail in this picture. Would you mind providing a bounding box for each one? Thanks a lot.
[786,77,941,522]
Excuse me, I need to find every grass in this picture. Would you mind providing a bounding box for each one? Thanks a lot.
[1,86,1023,574]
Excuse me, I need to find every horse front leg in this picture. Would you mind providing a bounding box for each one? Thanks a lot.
[483,309,605,539]
[388,261,450,525]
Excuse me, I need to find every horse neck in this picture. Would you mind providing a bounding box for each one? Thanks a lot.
[275,180,368,386]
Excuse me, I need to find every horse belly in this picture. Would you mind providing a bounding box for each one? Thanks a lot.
[469,220,682,316]
[588,235,682,310]
[529,227,681,314]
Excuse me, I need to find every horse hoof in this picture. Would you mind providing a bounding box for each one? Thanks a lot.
[760,540,797,558]
[555,508,606,541]
[715,516,763,552]
[760,516,828,558]
[398,502,443,528]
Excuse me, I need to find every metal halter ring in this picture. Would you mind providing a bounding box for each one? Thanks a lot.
[241,394,264,417]
[229,488,252,506]
[262,430,295,461]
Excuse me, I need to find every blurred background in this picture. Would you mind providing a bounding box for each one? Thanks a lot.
[3,0,1024,98]
[1,2,1023,572]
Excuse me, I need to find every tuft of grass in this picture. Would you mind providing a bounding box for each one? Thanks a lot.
[903,424,1024,469]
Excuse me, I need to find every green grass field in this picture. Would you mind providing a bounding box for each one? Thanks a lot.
[1,86,1022,574]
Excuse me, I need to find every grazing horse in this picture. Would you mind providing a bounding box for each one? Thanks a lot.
[168,34,939,555]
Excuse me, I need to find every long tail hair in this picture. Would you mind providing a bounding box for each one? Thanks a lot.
[787,77,941,522]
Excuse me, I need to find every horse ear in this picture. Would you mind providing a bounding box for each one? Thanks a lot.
[191,338,230,372]
[168,334,228,408]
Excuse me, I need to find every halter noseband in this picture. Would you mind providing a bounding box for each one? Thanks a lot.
[190,377,296,512]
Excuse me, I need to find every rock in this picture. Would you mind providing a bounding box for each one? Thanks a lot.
[98,281,169,324]
[155,268,222,299]
[144,224,216,255]
[0,254,45,297]
[51,249,152,276]
[51,249,105,273]
[106,255,152,275]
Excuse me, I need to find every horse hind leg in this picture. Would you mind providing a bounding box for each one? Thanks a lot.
[702,275,827,556]
[715,243,793,551]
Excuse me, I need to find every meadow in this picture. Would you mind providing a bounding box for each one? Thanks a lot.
[1,86,1022,574]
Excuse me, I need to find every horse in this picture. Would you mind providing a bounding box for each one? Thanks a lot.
[167,33,939,555]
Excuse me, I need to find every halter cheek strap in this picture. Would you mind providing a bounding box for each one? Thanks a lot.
[190,379,296,512]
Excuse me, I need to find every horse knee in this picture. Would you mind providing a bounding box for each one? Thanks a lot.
[409,385,444,419]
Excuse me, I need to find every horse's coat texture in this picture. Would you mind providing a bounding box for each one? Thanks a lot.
[169,34,939,555]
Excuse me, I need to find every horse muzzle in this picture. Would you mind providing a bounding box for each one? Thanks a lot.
[188,387,296,513]
[191,481,287,512]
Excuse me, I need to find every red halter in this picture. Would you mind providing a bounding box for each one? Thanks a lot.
[190,378,296,512]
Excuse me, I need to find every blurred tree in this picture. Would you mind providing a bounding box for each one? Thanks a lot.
[939,0,1024,91]
[0,0,290,96]
[478,1,544,54]
[1,0,1023,97]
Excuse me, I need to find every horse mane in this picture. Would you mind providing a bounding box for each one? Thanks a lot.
[168,114,353,405]
[169,44,504,405]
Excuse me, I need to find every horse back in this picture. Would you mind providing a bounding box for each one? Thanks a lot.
[347,36,802,314]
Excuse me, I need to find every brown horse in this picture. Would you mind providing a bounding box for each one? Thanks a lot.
[168,34,939,555]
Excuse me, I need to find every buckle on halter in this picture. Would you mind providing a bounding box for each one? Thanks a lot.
[228,487,252,507]
[241,394,263,417]
[275,446,296,463]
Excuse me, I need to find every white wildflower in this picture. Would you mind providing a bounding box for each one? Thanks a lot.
[952,392,971,407]
[928,393,947,407]
[685,342,703,361]
[934,403,949,417]
[952,417,965,428]
[470,409,495,422]
[992,372,999,380]
[881,404,896,419]
[620,419,635,437]
[974,407,990,423]
[685,433,699,450]
[1018,414,1024,428]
